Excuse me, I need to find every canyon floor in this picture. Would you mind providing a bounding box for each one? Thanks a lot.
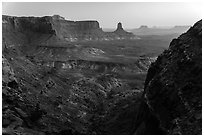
[3,37,168,134]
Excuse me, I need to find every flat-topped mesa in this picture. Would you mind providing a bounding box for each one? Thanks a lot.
[2,15,137,44]
[76,21,100,30]
[139,25,148,29]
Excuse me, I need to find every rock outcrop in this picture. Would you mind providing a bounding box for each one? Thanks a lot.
[2,45,150,134]
[135,20,202,134]
[2,15,136,45]
[116,22,123,31]
[113,22,136,39]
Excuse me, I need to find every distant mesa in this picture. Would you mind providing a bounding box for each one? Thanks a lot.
[130,24,190,36]
[2,15,137,44]
[139,25,148,29]
[76,20,100,30]
[173,25,191,28]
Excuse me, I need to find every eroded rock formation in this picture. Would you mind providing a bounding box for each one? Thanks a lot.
[113,22,135,39]
[135,20,202,135]
[2,15,136,44]
[2,15,148,135]
[116,22,123,30]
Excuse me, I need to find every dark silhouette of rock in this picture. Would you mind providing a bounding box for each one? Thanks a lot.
[116,22,123,30]
[135,20,202,134]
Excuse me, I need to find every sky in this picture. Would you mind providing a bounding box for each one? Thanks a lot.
[2,2,203,29]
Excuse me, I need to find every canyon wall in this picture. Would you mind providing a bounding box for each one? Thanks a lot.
[2,15,137,46]
[135,20,202,135]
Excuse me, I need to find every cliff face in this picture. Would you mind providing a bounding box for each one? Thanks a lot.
[2,15,136,45]
[135,20,202,134]
[2,15,149,135]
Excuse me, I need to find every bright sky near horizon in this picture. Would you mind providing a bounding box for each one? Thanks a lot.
[2,2,203,29]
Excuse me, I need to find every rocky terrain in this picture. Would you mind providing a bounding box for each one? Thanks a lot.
[2,14,201,135]
[2,15,137,45]
[2,15,153,135]
[134,20,202,134]
[2,42,153,134]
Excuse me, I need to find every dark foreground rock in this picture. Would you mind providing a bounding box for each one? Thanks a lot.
[135,20,202,134]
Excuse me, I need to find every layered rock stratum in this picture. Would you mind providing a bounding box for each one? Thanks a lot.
[2,15,136,46]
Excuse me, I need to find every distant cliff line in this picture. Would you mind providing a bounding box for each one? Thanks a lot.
[2,15,138,44]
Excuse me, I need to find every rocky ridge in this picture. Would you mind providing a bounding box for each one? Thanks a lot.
[2,45,149,134]
[2,15,136,45]
[134,20,202,134]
